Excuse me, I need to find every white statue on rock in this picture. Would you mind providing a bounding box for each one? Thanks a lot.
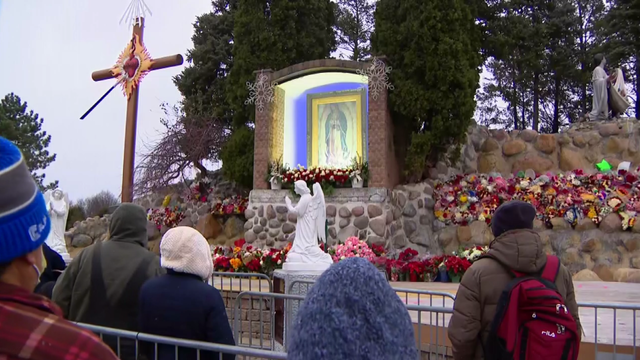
[44,189,72,264]
[283,180,333,271]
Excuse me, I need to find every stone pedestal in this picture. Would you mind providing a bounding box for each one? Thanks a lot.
[272,269,325,351]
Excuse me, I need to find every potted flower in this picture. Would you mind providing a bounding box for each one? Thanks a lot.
[349,154,369,188]
[445,256,472,283]
[267,157,285,190]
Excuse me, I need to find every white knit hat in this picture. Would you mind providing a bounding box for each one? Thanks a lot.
[160,226,213,280]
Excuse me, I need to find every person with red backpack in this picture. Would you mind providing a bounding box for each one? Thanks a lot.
[448,200,582,360]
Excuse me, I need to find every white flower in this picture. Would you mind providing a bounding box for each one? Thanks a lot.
[260,260,264,266]
[277,259,282,265]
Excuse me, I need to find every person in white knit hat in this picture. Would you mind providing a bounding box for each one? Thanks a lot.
[138,226,235,360]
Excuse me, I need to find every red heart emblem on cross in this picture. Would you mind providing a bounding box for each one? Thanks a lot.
[123,56,140,79]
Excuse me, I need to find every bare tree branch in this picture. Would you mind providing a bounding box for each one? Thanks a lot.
[134,103,229,196]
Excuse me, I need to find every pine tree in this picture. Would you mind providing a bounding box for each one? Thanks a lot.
[174,0,236,124]
[0,93,57,190]
[335,0,375,61]
[372,0,482,179]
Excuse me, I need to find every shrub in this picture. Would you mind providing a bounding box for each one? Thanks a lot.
[84,190,120,218]
[66,203,87,230]
[220,126,254,189]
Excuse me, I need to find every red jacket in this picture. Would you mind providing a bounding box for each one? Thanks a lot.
[0,282,119,360]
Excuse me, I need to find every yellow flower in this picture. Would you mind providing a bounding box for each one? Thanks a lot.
[435,210,444,218]
[460,195,468,203]
[162,195,171,208]
[587,207,597,219]
[233,247,241,254]
[230,258,242,270]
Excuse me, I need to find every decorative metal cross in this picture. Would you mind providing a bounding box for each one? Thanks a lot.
[81,17,183,203]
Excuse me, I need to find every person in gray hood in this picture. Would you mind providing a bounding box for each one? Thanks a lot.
[287,257,418,360]
[53,203,164,360]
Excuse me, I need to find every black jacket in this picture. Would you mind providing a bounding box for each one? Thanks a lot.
[138,270,236,360]
[34,243,66,298]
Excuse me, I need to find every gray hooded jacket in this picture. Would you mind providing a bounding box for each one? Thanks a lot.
[53,203,164,322]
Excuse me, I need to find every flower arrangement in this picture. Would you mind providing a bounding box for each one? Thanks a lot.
[147,206,185,230]
[349,154,369,184]
[211,238,482,284]
[283,165,352,188]
[266,157,287,184]
[458,246,488,262]
[331,236,376,262]
[212,239,292,275]
[434,170,640,230]
[185,177,212,203]
[212,196,248,216]
[444,256,472,282]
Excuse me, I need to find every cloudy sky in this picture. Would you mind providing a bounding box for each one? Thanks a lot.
[0,0,212,201]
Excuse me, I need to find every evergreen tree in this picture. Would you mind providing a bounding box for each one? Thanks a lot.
[0,93,57,190]
[174,0,236,124]
[372,0,482,179]
[335,0,375,61]
[228,0,336,127]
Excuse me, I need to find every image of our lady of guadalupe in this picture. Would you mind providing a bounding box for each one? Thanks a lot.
[324,103,351,168]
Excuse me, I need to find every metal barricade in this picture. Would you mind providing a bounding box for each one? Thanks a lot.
[232,291,305,351]
[408,305,454,359]
[576,301,639,358]
[77,322,288,360]
[210,271,273,293]
[394,288,456,307]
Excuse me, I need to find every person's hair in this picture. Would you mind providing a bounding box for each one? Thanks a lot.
[593,53,605,68]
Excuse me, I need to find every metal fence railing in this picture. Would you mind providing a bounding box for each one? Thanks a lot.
[77,322,288,360]
[209,272,640,357]
[210,271,273,293]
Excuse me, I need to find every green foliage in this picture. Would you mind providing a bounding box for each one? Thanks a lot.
[220,126,255,188]
[335,0,375,61]
[0,93,58,190]
[66,203,86,230]
[228,0,336,127]
[372,0,482,179]
[174,1,236,124]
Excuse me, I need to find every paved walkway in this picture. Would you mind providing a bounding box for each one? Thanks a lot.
[211,276,640,346]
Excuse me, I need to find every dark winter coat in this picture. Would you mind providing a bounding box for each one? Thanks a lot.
[138,270,236,360]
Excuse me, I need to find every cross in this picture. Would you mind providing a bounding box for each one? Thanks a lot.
[88,18,183,203]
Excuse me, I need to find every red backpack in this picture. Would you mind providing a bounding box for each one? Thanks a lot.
[483,255,580,360]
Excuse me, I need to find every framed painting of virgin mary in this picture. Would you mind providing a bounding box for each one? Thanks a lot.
[306,90,367,168]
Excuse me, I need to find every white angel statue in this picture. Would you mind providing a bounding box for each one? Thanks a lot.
[283,181,333,271]
[44,189,72,264]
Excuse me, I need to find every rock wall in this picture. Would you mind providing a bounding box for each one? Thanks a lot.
[222,290,271,345]
[244,187,438,254]
[65,170,246,255]
[441,118,640,178]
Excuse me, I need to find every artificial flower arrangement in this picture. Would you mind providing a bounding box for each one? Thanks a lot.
[283,165,352,188]
[211,195,249,216]
[349,154,369,187]
[185,176,212,203]
[433,169,640,231]
[147,206,186,230]
[266,157,287,185]
[212,239,291,275]
[211,237,485,283]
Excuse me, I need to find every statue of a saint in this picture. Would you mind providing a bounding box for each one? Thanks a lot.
[283,181,333,271]
[324,104,350,168]
[587,54,621,121]
[44,189,72,264]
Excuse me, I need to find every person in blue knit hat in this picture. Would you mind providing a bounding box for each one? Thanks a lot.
[287,257,418,360]
[0,136,119,359]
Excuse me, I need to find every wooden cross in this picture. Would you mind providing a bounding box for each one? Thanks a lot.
[89,18,183,203]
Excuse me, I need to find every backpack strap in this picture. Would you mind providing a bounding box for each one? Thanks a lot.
[540,255,560,282]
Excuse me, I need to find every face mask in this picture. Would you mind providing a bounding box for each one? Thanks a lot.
[32,249,47,280]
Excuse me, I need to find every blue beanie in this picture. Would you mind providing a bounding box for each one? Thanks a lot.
[288,257,418,360]
[0,137,50,264]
